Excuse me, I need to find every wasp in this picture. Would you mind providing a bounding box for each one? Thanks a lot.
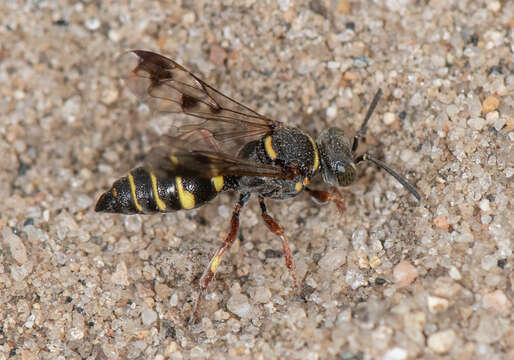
[95,50,420,321]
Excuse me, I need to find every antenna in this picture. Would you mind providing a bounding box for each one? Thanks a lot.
[355,153,421,201]
[352,88,383,152]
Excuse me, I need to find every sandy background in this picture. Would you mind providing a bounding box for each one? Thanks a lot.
[1,0,512,359]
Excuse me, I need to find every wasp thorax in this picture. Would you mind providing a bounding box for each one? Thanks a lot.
[317,127,357,187]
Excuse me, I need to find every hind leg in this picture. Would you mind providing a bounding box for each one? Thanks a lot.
[191,193,250,322]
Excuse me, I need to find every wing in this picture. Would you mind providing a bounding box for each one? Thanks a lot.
[119,50,294,180]
[120,50,284,154]
[145,133,297,180]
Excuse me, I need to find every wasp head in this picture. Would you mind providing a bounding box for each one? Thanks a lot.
[317,127,356,187]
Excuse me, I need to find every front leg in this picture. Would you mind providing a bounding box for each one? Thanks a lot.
[305,187,345,214]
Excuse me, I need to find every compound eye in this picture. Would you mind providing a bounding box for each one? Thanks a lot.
[336,163,356,186]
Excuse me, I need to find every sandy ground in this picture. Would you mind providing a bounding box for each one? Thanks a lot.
[1,0,512,359]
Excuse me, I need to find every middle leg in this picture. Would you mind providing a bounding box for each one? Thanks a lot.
[258,196,299,290]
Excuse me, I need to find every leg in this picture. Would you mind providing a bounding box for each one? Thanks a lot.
[306,187,345,214]
[258,197,299,291]
[191,193,250,323]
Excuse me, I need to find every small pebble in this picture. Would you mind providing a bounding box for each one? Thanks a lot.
[409,92,423,107]
[487,1,501,12]
[111,261,129,286]
[427,329,456,354]
[382,347,407,360]
[253,286,271,304]
[165,342,179,357]
[393,260,418,288]
[358,254,369,269]
[3,227,28,264]
[474,315,506,344]
[383,112,396,125]
[337,0,351,14]
[505,116,514,131]
[467,117,486,131]
[85,18,100,30]
[108,29,121,42]
[431,54,445,68]
[493,117,506,131]
[182,11,196,26]
[124,215,142,233]
[141,308,157,325]
[68,327,85,341]
[353,56,370,68]
[479,198,490,212]
[481,255,497,271]
[485,110,499,124]
[482,96,500,113]
[427,295,449,313]
[155,283,172,298]
[101,88,119,105]
[326,105,337,119]
[327,61,340,69]
[449,266,462,280]
[482,290,511,313]
[169,293,179,307]
[19,350,37,360]
[369,255,382,269]
[484,30,503,48]
[433,216,450,230]
[446,104,459,118]
[282,8,296,23]
[319,247,346,271]
[134,329,150,339]
[209,45,227,66]
[214,309,231,321]
[480,214,491,225]
[345,269,368,290]
[227,293,252,318]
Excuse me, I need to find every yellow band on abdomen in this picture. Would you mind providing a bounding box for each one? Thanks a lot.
[150,172,166,211]
[176,177,196,210]
[127,172,143,212]
[212,176,224,192]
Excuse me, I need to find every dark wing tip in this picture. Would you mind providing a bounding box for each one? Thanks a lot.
[130,50,185,72]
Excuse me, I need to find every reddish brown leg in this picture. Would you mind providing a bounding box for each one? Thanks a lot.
[306,187,345,214]
[258,196,299,291]
[191,193,250,323]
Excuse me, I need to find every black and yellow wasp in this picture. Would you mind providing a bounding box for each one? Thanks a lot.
[96,50,420,320]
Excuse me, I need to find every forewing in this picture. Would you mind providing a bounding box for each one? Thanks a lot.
[145,134,295,180]
[120,50,282,154]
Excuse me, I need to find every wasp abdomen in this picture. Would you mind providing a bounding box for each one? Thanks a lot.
[95,167,226,214]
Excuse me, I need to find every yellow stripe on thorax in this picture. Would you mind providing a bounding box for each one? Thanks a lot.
[264,135,277,160]
[175,176,195,210]
[127,172,143,212]
[150,172,166,211]
[307,135,319,173]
